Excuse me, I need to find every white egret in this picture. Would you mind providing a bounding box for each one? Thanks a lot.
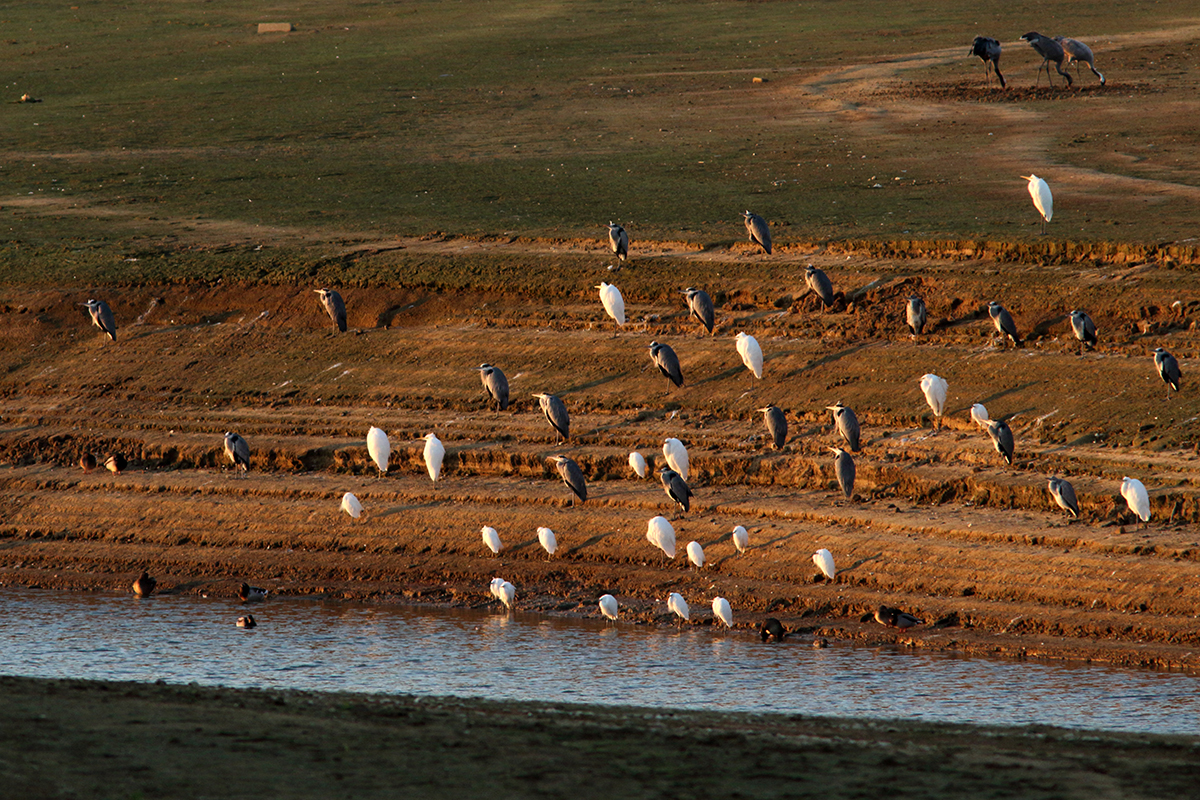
[667,592,690,622]
[537,526,558,556]
[735,332,763,379]
[813,548,836,582]
[340,492,363,519]
[423,433,444,482]
[686,540,705,568]
[481,525,502,555]
[970,403,990,430]
[597,282,625,327]
[1121,477,1150,527]
[496,580,516,611]
[489,577,505,599]
[366,427,390,474]
[629,451,647,479]
[920,374,948,431]
[663,438,689,481]
[646,516,676,559]
[731,525,749,554]
[1022,174,1053,234]
[712,597,733,629]
[599,593,619,624]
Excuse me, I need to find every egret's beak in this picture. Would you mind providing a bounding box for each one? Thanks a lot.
[1020,175,1032,180]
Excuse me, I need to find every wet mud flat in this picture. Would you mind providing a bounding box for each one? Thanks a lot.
[1,675,1197,799]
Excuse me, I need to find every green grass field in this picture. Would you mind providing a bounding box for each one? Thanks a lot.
[3,1,1199,285]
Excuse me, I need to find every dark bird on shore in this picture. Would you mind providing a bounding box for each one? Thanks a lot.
[987,419,1015,465]
[826,401,861,452]
[607,222,628,261]
[477,363,509,411]
[80,453,96,473]
[649,341,684,388]
[1153,347,1181,396]
[683,288,715,334]
[970,36,1006,88]
[132,571,156,597]
[830,447,855,499]
[1070,310,1097,352]
[534,393,570,442]
[875,605,923,630]
[1047,476,1080,518]
[1054,36,1105,85]
[224,432,250,472]
[760,405,787,450]
[659,466,693,515]
[743,211,772,254]
[551,455,587,506]
[988,301,1022,347]
[313,288,347,332]
[104,453,127,475]
[1021,32,1074,87]
[805,265,835,308]
[906,295,927,336]
[237,615,257,629]
[239,583,269,602]
[760,617,787,642]
[82,299,117,341]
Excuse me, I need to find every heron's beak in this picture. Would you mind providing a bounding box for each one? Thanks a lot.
[825,405,839,411]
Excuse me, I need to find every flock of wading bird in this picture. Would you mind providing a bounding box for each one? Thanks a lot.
[82,199,1179,642]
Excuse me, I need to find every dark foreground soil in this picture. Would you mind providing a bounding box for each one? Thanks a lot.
[2,675,1197,800]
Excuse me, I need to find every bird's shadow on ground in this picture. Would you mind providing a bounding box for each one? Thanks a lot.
[375,501,442,518]
[564,532,612,556]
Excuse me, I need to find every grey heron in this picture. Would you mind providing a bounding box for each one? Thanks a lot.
[683,287,715,334]
[760,405,787,450]
[599,593,619,624]
[104,453,127,475]
[743,210,772,254]
[1053,36,1105,85]
[1021,32,1074,87]
[970,36,1006,88]
[597,282,625,327]
[987,419,1015,465]
[224,431,250,472]
[648,341,684,387]
[1047,477,1080,518]
[1022,174,1053,234]
[735,332,763,379]
[712,597,734,629]
[534,393,570,442]
[988,301,1023,347]
[313,288,347,332]
[1121,476,1150,527]
[1153,347,1181,396]
[805,265,835,308]
[83,299,117,341]
[132,571,156,597]
[423,433,445,482]
[875,605,922,629]
[659,466,693,515]
[920,374,948,430]
[1070,310,1097,352]
[906,295,927,336]
[760,617,786,642]
[607,222,629,261]
[551,455,587,505]
[477,364,510,411]
[830,446,855,499]
[826,401,861,452]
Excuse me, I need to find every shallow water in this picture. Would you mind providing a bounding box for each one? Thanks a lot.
[1,588,1197,735]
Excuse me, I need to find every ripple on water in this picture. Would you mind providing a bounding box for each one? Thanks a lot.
[0,588,1197,736]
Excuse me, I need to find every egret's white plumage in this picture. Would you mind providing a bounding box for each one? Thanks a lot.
[496,580,516,610]
[537,526,558,556]
[813,548,836,581]
[731,525,749,554]
[1022,174,1053,234]
[1121,477,1150,524]
[970,402,990,430]
[341,492,363,519]
[663,438,689,481]
[597,282,625,326]
[686,540,705,568]
[646,515,677,559]
[366,427,390,474]
[667,592,690,621]
[481,525,502,555]
[599,593,619,622]
[629,451,647,479]
[489,577,504,599]
[712,597,733,629]
[920,373,948,429]
[735,332,763,379]
[423,433,444,482]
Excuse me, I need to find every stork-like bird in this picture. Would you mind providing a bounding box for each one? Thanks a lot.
[659,466,693,516]
[1021,32,1073,87]
[988,301,1023,347]
[683,287,715,334]
[648,341,684,388]
[224,432,250,472]
[760,406,787,450]
[743,211,772,254]
[313,288,347,332]
[826,401,861,452]
[805,265,835,308]
[551,455,587,505]
[906,295,927,337]
[477,363,510,411]
[1047,477,1080,518]
[534,393,570,442]
[830,447,855,499]
[1153,347,1182,397]
[1054,36,1105,85]
[970,36,1006,88]
[607,222,629,261]
[83,299,117,341]
[987,419,1015,465]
